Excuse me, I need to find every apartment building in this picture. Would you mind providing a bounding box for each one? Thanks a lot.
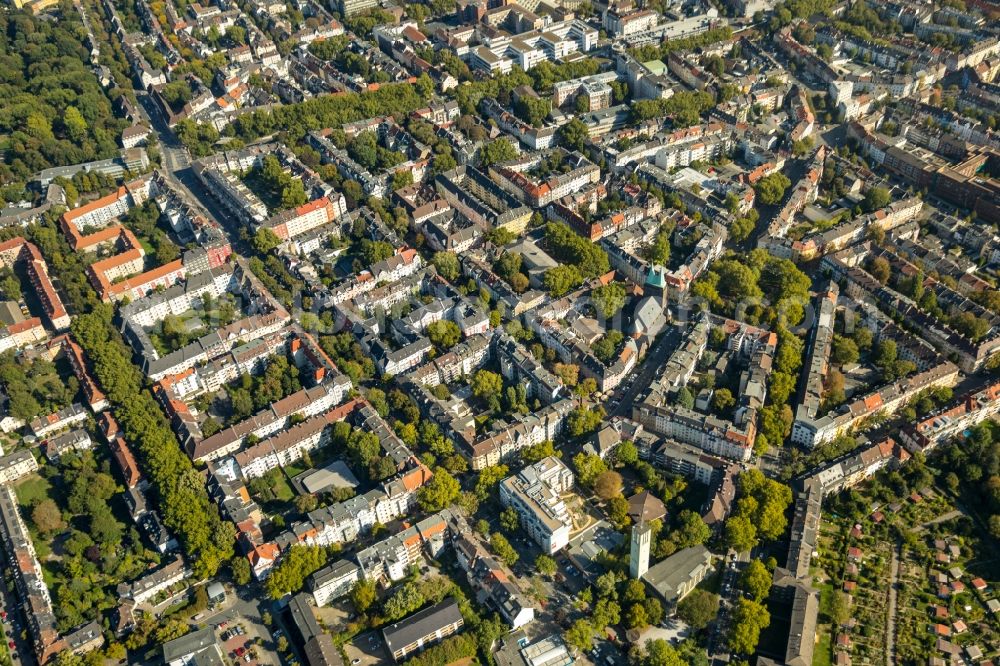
[383,598,465,663]
[60,176,151,232]
[900,380,1000,453]
[0,486,62,662]
[232,400,362,479]
[0,451,39,485]
[461,398,576,470]
[451,518,535,629]
[469,20,597,74]
[190,383,351,462]
[487,150,601,208]
[29,403,88,438]
[42,429,92,462]
[634,316,771,463]
[791,284,839,448]
[309,559,361,607]
[499,457,574,554]
[116,555,190,605]
[435,166,533,236]
[356,512,449,586]
[552,72,618,110]
[0,238,70,331]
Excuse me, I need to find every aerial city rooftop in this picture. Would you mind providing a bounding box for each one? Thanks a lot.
[0,0,998,663]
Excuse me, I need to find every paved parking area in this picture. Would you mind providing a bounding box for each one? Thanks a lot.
[345,630,389,666]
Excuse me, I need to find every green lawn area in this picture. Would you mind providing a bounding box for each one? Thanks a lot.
[812,628,832,666]
[272,475,295,502]
[15,475,51,508]
[281,462,308,480]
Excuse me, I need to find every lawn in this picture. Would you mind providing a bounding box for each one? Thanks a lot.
[272,476,295,502]
[14,475,51,508]
[812,629,832,666]
[281,461,309,480]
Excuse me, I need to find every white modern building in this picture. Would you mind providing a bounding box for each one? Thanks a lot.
[498,457,574,554]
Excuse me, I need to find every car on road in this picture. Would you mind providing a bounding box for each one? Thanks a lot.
[352,660,361,664]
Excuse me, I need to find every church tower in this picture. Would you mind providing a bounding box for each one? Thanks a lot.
[630,521,651,579]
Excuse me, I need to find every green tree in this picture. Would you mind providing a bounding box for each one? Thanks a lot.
[544,265,583,297]
[500,507,520,532]
[564,619,594,653]
[863,186,891,212]
[712,388,735,414]
[417,468,461,511]
[728,598,770,655]
[592,330,624,364]
[266,545,327,599]
[474,464,509,501]
[616,440,638,465]
[741,560,772,601]
[521,440,557,463]
[567,405,604,437]
[573,452,608,487]
[677,589,718,630]
[643,229,671,265]
[643,639,686,666]
[754,172,792,205]
[591,283,626,320]
[536,554,557,577]
[432,251,460,281]
[867,256,891,284]
[491,532,519,567]
[480,138,518,166]
[63,106,88,143]
[558,118,589,152]
[471,370,504,404]
[231,556,252,585]
[253,227,282,254]
[350,579,377,613]
[676,387,695,409]
[626,602,648,629]
[831,335,860,365]
[674,510,710,548]
[427,320,461,350]
[724,515,757,552]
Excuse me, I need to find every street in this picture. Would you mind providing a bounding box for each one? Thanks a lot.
[0,573,34,666]
[136,92,249,251]
[608,324,684,419]
[705,550,747,666]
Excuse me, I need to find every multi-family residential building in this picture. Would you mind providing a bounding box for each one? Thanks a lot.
[900,380,1000,453]
[487,149,601,208]
[116,555,190,605]
[356,512,450,586]
[382,598,465,663]
[29,403,88,438]
[499,457,574,554]
[42,429,92,462]
[309,559,362,607]
[0,450,39,485]
[634,316,774,463]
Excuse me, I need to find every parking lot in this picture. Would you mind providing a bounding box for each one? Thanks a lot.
[217,619,264,665]
[345,629,388,666]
